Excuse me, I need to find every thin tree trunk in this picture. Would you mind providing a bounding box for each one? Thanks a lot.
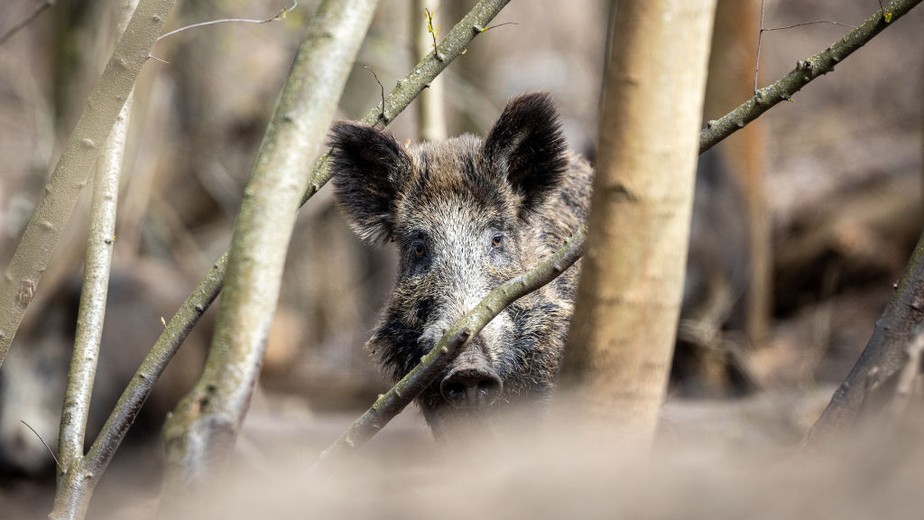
[705,0,769,345]
[48,0,139,517]
[559,0,717,447]
[159,0,379,507]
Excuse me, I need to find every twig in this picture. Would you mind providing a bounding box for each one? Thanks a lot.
[704,0,923,154]
[425,7,439,55]
[475,21,518,32]
[753,1,856,94]
[755,19,859,93]
[754,0,766,94]
[21,420,62,472]
[763,20,856,32]
[878,0,895,22]
[156,0,297,42]
[363,66,387,123]
[0,0,54,47]
[314,227,586,468]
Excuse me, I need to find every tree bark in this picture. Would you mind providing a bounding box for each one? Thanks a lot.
[802,231,924,449]
[49,2,141,517]
[559,0,717,446]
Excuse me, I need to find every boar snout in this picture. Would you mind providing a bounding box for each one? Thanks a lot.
[440,347,502,409]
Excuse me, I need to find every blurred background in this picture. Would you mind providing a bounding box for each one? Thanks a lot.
[0,0,922,514]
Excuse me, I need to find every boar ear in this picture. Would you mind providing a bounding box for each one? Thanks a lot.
[483,92,568,215]
[329,122,412,244]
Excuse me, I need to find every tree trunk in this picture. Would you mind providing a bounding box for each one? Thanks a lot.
[559,0,717,446]
[705,0,770,345]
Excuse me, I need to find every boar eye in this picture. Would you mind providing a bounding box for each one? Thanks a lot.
[491,234,505,249]
[408,238,430,263]
[403,237,432,276]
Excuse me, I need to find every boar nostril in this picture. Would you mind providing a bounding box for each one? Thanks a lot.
[440,368,502,409]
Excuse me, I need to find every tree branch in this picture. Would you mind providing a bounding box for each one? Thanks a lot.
[56,96,130,471]
[51,94,132,520]
[156,0,297,42]
[76,0,513,494]
[48,0,139,517]
[701,0,923,154]
[314,227,586,468]
[802,231,924,449]
[0,0,175,368]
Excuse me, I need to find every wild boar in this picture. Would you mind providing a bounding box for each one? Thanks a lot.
[329,92,592,437]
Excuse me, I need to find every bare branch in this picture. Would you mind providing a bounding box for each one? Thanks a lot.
[763,21,856,32]
[475,21,518,32]
[0,0,176,369]
[706,0,922,154]
[48,1,138,518]
[754,0,766,94]
[802,231,924,449]
[0,0,54,47]
[315,227,586,468]
[56,96,130,470]
[21,420,62,472]
[156,0,297,42]
[363,65,387,122]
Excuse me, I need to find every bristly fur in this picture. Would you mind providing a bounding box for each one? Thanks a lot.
[328,121,413,244]
[483,93,569,217]
[328,92,593,438]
